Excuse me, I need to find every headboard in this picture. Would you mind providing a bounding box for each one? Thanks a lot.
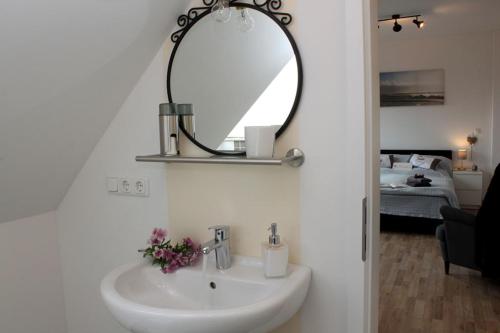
[380,149,453,160]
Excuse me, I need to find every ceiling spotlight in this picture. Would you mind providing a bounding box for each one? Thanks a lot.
[393,20,402,32]
[413,16,425,29]
[378,13,425,32]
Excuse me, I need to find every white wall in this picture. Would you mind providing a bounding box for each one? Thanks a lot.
[380,32,495,175]
[0,0,186,224]
[0,212,66,333]
[56,46,171,333]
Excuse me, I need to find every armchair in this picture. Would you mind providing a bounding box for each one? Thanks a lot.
[436,164,500,277]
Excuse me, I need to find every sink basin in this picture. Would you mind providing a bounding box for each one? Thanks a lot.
[101,256,311,333]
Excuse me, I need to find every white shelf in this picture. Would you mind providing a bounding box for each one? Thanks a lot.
[135,148,305,167]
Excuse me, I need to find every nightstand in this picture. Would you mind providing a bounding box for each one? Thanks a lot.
[453,170,483,208]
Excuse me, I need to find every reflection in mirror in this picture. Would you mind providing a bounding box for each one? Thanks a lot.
[169,6,299,153]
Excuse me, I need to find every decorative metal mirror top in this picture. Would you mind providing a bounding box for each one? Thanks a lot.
[167,0,302,155]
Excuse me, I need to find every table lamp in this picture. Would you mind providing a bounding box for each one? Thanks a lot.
[467,133,478,171]
[457,149,468,170]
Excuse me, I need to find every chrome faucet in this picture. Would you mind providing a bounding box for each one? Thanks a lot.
[202,225,231,270]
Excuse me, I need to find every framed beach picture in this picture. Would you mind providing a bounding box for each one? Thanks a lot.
[380,69,445,107]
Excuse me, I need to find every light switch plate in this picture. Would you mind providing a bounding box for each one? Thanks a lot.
[106,177,119,192]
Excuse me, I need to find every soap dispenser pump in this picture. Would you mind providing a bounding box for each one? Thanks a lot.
[262,223,288,278]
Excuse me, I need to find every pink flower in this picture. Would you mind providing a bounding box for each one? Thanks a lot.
[183,237,195,248]
[142,228,203,274]
[148,228,167,245]
[162,249,176,261]
[153,228,167,240]
[153,249,163,259]
[176,253,189,266]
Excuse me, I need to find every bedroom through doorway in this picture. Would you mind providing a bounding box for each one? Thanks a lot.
[377,0,500,332]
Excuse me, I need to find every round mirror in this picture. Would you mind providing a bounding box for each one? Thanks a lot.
[167,4,302,155]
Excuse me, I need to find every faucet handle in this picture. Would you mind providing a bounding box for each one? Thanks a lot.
[208,225,230,241]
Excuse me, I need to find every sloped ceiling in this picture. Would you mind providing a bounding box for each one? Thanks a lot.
[0,0,186,223]
[379,0,500,40]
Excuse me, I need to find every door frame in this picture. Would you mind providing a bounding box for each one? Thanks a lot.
[362,0,380,332]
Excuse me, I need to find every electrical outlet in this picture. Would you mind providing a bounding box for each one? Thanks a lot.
[119,178,131,193]
[133,178,149,196]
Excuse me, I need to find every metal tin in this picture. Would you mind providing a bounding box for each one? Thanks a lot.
[159,103,178,155]
[177,104,196,138]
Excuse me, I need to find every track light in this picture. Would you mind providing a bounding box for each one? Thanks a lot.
[413,16,425,29]
[393,20,402,32]
[391,14,402,32]
[378,13,425,32]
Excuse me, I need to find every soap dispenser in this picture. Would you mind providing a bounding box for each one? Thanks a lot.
[262,223,288,278]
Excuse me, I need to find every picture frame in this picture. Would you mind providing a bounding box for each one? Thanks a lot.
[380,69,445,107]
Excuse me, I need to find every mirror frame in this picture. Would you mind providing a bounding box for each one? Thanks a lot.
[166,0,303,156]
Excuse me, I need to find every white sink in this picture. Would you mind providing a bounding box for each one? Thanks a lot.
[101,256,311,333]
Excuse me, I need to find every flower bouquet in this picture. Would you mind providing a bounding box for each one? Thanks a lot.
[139,228,202,274]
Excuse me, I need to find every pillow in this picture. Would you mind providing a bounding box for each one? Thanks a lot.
[380,154,394,168]
[424,155,453,177]
[392,154,411,163]
[409,154,441,170]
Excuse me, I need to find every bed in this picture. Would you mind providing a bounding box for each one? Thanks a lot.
[380,150,460,231]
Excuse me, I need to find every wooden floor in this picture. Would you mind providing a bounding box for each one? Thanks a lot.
[379,231,500,333]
